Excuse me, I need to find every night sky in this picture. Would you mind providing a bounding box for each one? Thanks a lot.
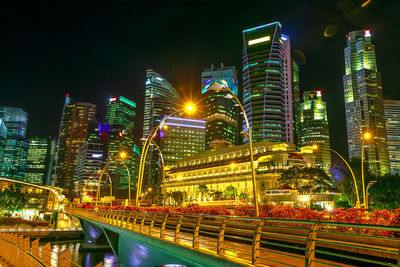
[1,0,399,158]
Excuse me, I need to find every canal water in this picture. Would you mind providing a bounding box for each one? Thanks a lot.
[42,241,118,267]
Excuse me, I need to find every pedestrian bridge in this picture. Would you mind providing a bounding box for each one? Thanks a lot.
[65,208,400,267]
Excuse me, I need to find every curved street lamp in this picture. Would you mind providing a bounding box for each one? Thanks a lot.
[136,102,197,207]
[207,80,259,217]
[361,132,372,208]
[95,153,131,206]
[312,144,361,207]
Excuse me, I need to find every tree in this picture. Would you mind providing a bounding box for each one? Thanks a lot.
[197,184,209,201]
[335,158,375,206]
[222,186,238,200]
[369,174,400,209]
[278,166,333,194]
[0,184,28,218]
[239,192,248,200]
[171,191,183,206]
[208,189,222,201]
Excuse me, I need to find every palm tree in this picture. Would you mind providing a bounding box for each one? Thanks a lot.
[208,189,222,201]
[197,184,209,202]
[222,186,238,200]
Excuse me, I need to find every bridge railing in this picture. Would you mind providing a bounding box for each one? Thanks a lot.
[68,208,400,267]
[0,232,89,267]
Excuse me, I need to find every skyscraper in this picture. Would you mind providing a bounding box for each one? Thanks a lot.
[292,60,301,147]
[300,90,331,173]
[105,96,138,197]
[242,22,294,144]
[143,69,180,138]
[25,138,48,184]
[55,95,97,194]
[0,107,29,180]
[0,119,7,164]
[143,69,180,188]
[159,116,206,168]
[343,30,389,175]
[201,63,239,149]
[384,99,400,174]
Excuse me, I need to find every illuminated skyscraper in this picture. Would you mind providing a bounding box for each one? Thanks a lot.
[55,95,97,194]
[159,117,206,169]
[242,22,294,143]
[24,137,56,185]
[105,96,138,197]
[143,69,180,188]
[292,60,301,147]
[0,119,7,164]
[0,107,29,180]
[201,63,238,150]
[384,99,400,174]
[343,30,389,175]
[301,90,331,173]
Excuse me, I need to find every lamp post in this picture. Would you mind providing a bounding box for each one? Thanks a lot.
[148,139,166,208]
[136,102,197,207]
[361,132,372,208]
[95,153,131,206]
[208,80,259,217]
[312,144,361,207]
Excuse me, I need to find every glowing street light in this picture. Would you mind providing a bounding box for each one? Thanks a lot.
[185,102,196,114]
[361,132,372,208]
[119,151,127,159]
[136,101,198,206]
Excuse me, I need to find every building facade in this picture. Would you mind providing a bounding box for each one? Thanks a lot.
[0,119,7,163]
[343,30,389,175]
[159,116,206,169]
[384,99,400,174]
[55,95,97,194]
[143,69,180,188]
[0,107,29,180]
[25,138,48,184]
[300,90,331,173]
[105,96,138,197]
[75,142,104,185]
[201,63,239,149]
[242,22,294,144]
[166,141,315,203]
[292,60,301,147]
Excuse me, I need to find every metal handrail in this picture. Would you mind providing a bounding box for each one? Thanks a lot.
[68,208,400,266]
[0,237,46,266]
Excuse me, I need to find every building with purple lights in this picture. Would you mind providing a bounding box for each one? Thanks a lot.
[242,22,295,144]
[159,116,206,169]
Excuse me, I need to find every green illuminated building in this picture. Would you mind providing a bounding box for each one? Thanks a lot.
[0,107,29,180]
[301,90,331,173]
[201,63,238,150]
[25,137,57,185]
[0,119,7,164]
[343,30,389,175]
[105,96,139,197]
[292,60,301,148]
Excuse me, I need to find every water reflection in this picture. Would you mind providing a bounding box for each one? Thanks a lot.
[40,241,118,267]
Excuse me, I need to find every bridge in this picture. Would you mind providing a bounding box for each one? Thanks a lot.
[65,208,400,267]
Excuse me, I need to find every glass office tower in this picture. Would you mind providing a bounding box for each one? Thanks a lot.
[343,30,389,175]
[242,22,294,144]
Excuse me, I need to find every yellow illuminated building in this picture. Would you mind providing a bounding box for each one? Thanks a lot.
[166,141,315,202]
